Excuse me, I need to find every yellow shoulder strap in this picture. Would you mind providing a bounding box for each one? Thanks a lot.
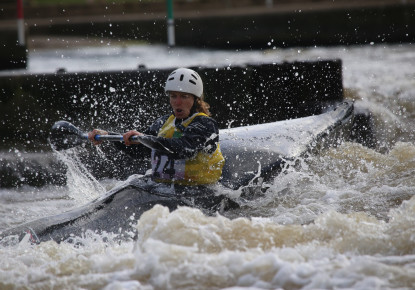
[157,115,175,138]
[158,113,208,138]
[181,112,208,128]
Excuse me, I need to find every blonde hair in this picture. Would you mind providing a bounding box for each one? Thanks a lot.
[194,94,211,116]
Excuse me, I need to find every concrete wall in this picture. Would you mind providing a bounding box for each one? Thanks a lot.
[0,30,27,70]
[174,4,415,48]
[1,2,413,70]
[0,60,346,187]
[0,1,372,20]
[26,3,415,49]
[0,60,343,151]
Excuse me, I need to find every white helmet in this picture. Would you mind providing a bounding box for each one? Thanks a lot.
[164,68,203,98]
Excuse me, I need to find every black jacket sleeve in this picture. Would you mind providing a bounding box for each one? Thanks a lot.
[156,115,219,159]
[115,114,220,160]
[112,115,170,158]
[143,115,170,136]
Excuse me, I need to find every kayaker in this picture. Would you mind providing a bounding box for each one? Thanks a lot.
[88,67,225,186]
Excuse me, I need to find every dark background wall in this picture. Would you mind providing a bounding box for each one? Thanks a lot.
[1,1,414,70]
[0,59,348,187]
[0,60,343,151]
[0,30,26,70]
[25,2,415,49]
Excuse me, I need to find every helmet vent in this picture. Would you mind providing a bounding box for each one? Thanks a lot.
[180,74,184,81]
[189,80,196,85]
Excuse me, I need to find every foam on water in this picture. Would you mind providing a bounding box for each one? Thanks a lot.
[231,141,415,225]
[1,199,415,289]
[1,142,415,289]
[0,184,78,232]
[1,43,415,289]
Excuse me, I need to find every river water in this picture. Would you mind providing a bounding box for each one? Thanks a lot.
[1,42,415,289]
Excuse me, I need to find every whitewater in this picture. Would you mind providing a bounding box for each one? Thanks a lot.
[1,42,415,289]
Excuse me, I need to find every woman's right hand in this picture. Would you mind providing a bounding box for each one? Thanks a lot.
[88,129,108,145]
[123,130,143,146]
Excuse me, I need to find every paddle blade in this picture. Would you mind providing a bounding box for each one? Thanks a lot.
[49,121,86,151]
[137,135,173,154]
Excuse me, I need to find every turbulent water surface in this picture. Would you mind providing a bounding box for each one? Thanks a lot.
[1,42,415,289]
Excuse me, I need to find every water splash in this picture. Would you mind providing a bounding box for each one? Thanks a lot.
[1,43,415,289]
[53,147,106,203]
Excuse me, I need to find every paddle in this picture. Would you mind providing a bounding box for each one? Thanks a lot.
[49,120,173,153]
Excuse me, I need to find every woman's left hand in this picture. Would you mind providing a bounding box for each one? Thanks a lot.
[123,130,143,146]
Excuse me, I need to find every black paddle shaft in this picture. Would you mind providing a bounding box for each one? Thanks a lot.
[49,120,172,153]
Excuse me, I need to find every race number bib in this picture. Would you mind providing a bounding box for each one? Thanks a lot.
[151,150,185,181]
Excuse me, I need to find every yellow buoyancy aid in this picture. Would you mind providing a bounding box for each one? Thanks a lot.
[151,113,224,185]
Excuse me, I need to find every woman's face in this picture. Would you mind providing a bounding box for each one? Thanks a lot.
[169,91,195,119]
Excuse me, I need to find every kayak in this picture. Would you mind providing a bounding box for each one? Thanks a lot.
[0,100,354,244]
[0,177,236,244]
[220,100,354,188]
